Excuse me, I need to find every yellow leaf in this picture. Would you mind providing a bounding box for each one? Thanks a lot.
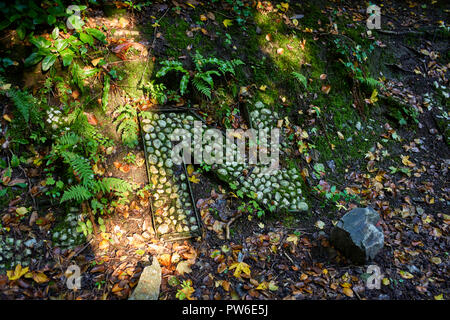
[118,17,129,28]
[189,175,200,184]
[187,164,194,176]
[16,207,29,216]
[91,58,102,66]
[200,14,207,21]
[7,264,30,281]
[434,294,444,300]
[180,284,195,300]
[399,270,414,279]
[292,19,299,26]
[431,257,442,265]
[280,3,289,12]
[32,272,49,284]
[401,155,415,167]
[223,19,233,28]
[229,261,251,278]
[3,114,12,122]
[286,234,299,246]
[370,89,378,103]
[382,278,390,286]
[256,281,268,290]
[259,85,267,91]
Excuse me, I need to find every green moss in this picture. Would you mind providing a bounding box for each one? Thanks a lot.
[115,60,153,99]
[149,16,215,57]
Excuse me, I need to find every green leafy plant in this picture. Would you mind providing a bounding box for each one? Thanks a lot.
[155,60,190,95]
[155,52,244,99]
[113,104,139,148]
[144,80,168,105]
[292,72,307,89]
[0,75,41,124]
[47,132,133,205]
[0,0,70,40]
[25,26,105,72]
[175,280,194,300]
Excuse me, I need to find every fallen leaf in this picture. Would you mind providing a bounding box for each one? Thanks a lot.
[431,257,442,265]
[91,58,102,66]
[342,287,354,297]
[229,261,251,278]
[315,220,325,229]
[399,270,414,279]
[176,261,192,275]
[7,265,31,281]
[321,85,331,94]
[223,19,233,28]
[32,272,49,284]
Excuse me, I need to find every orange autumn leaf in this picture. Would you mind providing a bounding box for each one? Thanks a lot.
[119,164,130,173]
[321,85,331,94]
[98,239,109,250]
[342,287,354,297]
[84,112,98,125]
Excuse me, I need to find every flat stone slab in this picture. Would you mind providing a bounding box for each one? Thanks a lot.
[129,257,161,300]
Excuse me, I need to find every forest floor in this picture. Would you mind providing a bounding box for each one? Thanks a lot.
[0,0,448,300]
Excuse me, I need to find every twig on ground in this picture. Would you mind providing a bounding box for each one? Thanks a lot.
[226,212,243,240]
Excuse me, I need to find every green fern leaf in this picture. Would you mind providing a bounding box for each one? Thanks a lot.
[61,185,92,203]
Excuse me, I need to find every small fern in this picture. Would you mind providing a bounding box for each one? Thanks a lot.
[292,72,307,89]
[60,151,95,188]
[94,177,133,194]
[357,76,382,89]
[55,132,81,150]
[155,52,243,99]
[0,75,40,123]
[113,104,139,148]
[61,185,93,203]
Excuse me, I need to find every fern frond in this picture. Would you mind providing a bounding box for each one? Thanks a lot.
[61,185,92,203]
[0,76,39,123]
[156,60,187,77]
[180,74,189,96]
[94,177,133,194]
[192,76,212,98]
[60,151,95,187]
[292,72,307,89]
[113,104,139,147]
[56,132,81,149]
[357,76,381,89]
[140,111,154,120]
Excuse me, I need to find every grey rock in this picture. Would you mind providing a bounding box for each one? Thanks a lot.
[290,14,304,20]
[326,160,336,172]
[330,207,384,264]
[24,238,37,248]
[129,257,162,300]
